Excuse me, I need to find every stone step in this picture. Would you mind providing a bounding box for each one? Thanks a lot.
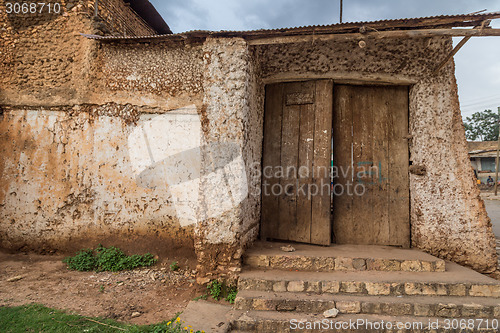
[244,242,445,272]
[238,262,500,298]
[232,311,500,333]
[234,291,500,318]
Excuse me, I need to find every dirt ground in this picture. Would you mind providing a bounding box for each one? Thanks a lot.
[0,249,201,325]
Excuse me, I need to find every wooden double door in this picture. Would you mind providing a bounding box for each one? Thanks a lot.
[260,80,410,247]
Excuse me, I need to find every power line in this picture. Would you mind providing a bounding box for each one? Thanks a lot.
[461,99,500,108]
[458,93,500,103]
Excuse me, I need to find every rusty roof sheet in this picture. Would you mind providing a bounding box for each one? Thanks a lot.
[468,141,499,153]
[81,11,500,41]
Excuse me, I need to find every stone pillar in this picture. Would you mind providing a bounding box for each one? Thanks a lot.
[195,37,261,283]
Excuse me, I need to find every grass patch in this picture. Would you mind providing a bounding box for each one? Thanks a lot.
[0,304,131,332]
[63,245,157,272]
[0,304,204,333]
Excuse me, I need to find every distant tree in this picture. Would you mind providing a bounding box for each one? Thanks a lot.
[464,109,499,141]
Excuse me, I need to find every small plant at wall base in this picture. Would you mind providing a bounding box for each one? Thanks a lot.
[226,286,238,304]
[170,261,180,272]
[207,280,222,300]
[206,280,237,304]
[62,249,96,271]
[63,245,157,272]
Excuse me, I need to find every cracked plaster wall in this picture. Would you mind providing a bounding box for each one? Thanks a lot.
[0,106,195,258]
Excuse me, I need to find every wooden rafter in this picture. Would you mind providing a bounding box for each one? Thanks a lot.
[433,20,491,74]
[246,28,500,46]
[433,36,471,74]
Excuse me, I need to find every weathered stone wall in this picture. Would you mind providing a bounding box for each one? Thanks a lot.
[0,3,202,262]
[0,19,260,270]
[85,38,263,279]
[241,47,265,261]
[256,37,445,82]
[92,41,204,109]
[0,0,161,107]
[86,0,156,36]
[0,0,95,106]
[254,37,497,273]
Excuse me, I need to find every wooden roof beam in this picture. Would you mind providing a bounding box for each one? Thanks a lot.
[246,27,500,46]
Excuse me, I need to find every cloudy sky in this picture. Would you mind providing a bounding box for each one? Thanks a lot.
[150,0,500,119]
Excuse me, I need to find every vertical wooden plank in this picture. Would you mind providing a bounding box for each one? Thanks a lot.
[388,86,410,247]
[332,84,409,247]
[311,80,333,245]
[371,87,390,245]
[351,86,374,244]
[296,102,314,243]
[261,83,283,241]
[279,84,300,241]
[332,85,354,244]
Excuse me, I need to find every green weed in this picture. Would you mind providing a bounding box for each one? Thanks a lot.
[63,245,157,272]
[192,294,208,301]
[206,280,237,303]
[225,286,237,304]
[207,280,222,300]
[169,261,179,272]
[62,249,96,271]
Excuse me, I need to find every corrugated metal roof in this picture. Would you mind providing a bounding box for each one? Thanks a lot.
[468,141,499,153]
[469,151,498,157]
[81,11,500,41]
